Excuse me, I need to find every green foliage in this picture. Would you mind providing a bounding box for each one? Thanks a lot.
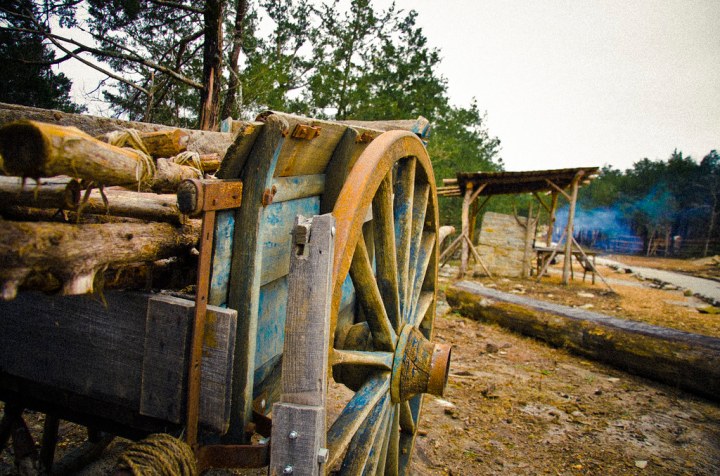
[0,0,85,113]
[577,149,720,256]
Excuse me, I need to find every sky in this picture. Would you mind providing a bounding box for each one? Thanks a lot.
[377,0,720,171]
[59,0,720,172]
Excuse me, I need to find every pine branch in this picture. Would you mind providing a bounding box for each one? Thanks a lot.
[147,0,205,15]
[24,27,204,90]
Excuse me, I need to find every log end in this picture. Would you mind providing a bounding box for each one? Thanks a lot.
[0,120,47,176]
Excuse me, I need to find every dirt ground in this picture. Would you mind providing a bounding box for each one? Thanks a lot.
[2,256,720,475]
[409,256,720,475]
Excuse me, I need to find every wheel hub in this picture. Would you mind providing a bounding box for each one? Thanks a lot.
[390,325,451,403]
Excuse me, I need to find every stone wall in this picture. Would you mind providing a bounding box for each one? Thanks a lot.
[476,211,533,277]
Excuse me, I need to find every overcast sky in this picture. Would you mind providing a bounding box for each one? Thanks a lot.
[61,0,719,172]
[383,0,720,171]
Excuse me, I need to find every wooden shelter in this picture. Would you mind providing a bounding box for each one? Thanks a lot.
[438,167,600,284]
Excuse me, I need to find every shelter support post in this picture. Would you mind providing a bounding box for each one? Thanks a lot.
[561,172,582,285]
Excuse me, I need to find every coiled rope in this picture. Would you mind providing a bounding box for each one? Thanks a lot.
[115,433,197,476]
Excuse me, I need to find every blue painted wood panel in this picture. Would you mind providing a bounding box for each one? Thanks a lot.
[209,210,236,307]
[259,196,320,286]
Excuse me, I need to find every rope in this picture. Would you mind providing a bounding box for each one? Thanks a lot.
[116,434,197,476]
[170,151,204,174]
[105,129,157,190]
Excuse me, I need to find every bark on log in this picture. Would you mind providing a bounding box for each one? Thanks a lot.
[0,102,234,157]
[0,120,151,183]
[97,129,189,158]
[0,121,203,191]
[446,281,720,401]
[0,178,182,224]
[0,176,80,210]
[0,219,200,300]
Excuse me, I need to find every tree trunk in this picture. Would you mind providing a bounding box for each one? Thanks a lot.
[220,0,248,121]
[0,219,200,300]
[198,0,224,131]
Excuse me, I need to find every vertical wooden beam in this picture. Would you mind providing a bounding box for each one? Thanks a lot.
[270,214,335,476]
[546,190,559,246]
[562,173,582,285]
[460,183,474,278]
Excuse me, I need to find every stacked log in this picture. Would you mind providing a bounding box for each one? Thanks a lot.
[0,112,232,300]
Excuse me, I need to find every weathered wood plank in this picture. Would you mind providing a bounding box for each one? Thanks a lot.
[263,112,348,177]
[270,214,334,476]
[140,295,237,433]
[339,117,431,139]
[446,281,720,401]
[0,291,236,431]
[319,127,374,214]
[271,174,325,204]
[224,114,289,442]
[259,196,321,286]
[215,121,264,180]
[0,102,234,157]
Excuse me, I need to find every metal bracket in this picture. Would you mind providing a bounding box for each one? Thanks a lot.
[291,124,321,140]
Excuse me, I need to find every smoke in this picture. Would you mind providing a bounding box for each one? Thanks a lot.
[553,205,641,252]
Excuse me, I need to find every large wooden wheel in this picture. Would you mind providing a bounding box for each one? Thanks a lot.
[328,131,451,474]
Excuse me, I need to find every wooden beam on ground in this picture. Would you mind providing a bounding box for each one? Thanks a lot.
[446,281,720,402]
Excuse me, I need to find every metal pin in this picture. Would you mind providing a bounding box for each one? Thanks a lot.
[288,430,298,440]
[283,465,294,474]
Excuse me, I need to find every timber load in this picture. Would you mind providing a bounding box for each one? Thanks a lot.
[0,105,234,300]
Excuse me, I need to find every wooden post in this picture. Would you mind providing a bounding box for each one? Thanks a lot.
[270,214,335,476]
[546,190,559,246]
[562,173,582,285]
[459,183,473,278]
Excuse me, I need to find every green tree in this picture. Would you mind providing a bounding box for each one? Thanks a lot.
[0,0,85,113]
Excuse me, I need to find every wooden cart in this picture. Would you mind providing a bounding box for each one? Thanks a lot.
[0,106,451,475]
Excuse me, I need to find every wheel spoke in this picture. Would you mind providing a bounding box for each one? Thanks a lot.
[399,400,417,435]
[408,231,436,323]
[406,183,429,322]
[393,158,416,320]
[331,349,394,370]
[373,173,401,332]
[411,291,434,329]
[327,372,391,470]
[340,392,391,475]
[384,405,400,476]
[350,238,397,351]
[376,404,395,476]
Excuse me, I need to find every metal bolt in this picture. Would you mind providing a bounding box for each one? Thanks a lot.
[283,465,294,474]
[318,447,329,464]
[288,430,298,440]
[331,226,336,237]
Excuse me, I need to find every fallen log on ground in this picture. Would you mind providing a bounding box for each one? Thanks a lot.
[0,219,200,300]
[446,280,720,401]
[0,121,203,192]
